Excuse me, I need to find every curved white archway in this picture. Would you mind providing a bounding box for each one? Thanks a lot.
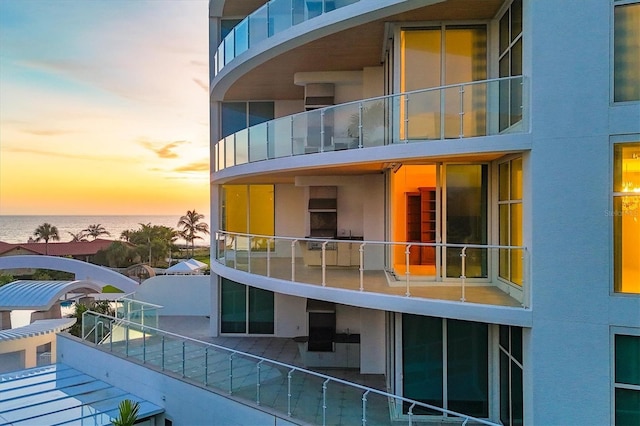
[0,255,138,294]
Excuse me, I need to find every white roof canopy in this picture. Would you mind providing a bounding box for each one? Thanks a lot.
[0,280,103,311]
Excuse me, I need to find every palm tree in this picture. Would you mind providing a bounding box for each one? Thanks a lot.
[120,229,133,242]
[177,210,209,257]
[67,231,88,242]
[33,223,60,255]
[112,399,140,426]
[82,224,111,240]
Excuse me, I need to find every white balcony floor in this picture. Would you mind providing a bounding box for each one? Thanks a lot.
[220,256,522,307]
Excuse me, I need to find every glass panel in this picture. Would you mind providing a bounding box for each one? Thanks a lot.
[234,19,249,57]
[447,319,488,417]
[222,102,247,138]
[248,287,274,334]
[402,314,443,414]
[223,185,248,233]
[249,185,275,237]
[235,130,248,166]
[401,29,441,92]
[304,109,323,153]
[512,359,524,426]
[614,4,640,102]
[499,204,509,279]
[499,11,510,54]
[511,38,523,76]
[224,31,235,66]
[511,0,522,40]
[499,325,509,350]
[500,162,510,201]
[269,0,293,37]
[406,89,441,140]
[613,143,640,293]
[249,123,268,162]
[511,326,523,364]
[305,0,324,19]
[446,165,488,278]
[616,388,640,426]
[221,279,247,333]
[361,98,385,147]
[249,102,275,127]
[249,4,269,48]
[292,113,308,155]
[444,27,487,85]
[511,158,523,200]
[221,19,241,39]
[292,0,306,25]
[225,135,235,168]
[499,65,510,131]
[331,102,360,150]
[500,351,510,425]
[217,43,225,74]
[273,116,293,158]
[616,334,640,386]
[510,203,523,285]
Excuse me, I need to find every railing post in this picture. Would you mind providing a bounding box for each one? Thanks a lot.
[109,320,113,351]
[322,378,330,426]
[142,327,146,363]
[291,240,297,281]
[359,243,365,291]
[267,238,273,277]
[322,241,328,286]
[204,347,209,386]
[408,402,416,426]
[256,360,264,405]
[233,236,238,269]
[125,323,129,356]
[403,95,410,143]
[248,236,252,273]
[287,368,295,417]
[459,85,465,138]
[405,244,412,297]
[460,247,467,302]
[161,336,165,371]
[320,110,325,152]
[290,116,294,155]
[181,341,186,377]
[362,390,370,426]
[358,102,364,148]
[522,248,530,308]
[229,353,234,394]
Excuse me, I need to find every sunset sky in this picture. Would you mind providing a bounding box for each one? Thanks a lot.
[0,0,210,216]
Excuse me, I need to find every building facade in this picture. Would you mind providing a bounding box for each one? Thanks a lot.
[209,0,640,424]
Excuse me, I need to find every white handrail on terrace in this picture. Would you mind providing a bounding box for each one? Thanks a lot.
[82,311,500,426]
[214,76,527,172]
[214,0,361,77]
[214,230,530,308]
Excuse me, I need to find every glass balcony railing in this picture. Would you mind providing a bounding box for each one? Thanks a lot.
[214,231,530,309]
[81,311,500,425]
[214,0,361,77]
[214,76,527,172]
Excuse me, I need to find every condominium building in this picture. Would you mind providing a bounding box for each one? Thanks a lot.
[208,0,640,425]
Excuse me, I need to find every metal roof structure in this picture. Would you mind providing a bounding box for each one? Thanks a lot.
[0,280,103,311]
[0,364,163,425]
[0,319,76,343]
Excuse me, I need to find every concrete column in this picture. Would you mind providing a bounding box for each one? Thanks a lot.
[0,311,12,330]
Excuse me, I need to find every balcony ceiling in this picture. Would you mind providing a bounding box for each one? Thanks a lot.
[222,0,504,101]
[221,152,506,185]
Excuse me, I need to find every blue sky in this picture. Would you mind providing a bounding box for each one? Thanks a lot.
[0,0,210,215]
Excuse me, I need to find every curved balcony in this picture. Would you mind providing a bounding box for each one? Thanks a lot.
[214,76,527,172]
[214,0,361,77]
[212,231,530,311]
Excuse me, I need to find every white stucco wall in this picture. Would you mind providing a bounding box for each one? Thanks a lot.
[135,275,211,316]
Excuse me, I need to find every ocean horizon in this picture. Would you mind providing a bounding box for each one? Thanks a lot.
[0,215,211,246]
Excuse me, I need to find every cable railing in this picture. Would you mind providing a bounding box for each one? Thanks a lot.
[81,311,500,426]
[214,0,361,77]
[214,231,529,308]
[214,76,526,172]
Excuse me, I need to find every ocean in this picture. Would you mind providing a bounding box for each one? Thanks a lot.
[0,215,211,246]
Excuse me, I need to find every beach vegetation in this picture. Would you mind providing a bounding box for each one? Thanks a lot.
[32,269,74,281]
[112,399,140,426]
[67,231,88,242]
[93,241,139,268]
[82,224,111,240]
[0,273,14,287]
[177,209,210,257]
[67,299,115,337]
[120,223,178,267]
[33,222,60,254]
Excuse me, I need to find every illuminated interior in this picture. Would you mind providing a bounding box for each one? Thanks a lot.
[614,143,640,293]
[221,184,275,249]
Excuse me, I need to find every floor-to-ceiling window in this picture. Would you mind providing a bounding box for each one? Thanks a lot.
[398,25,487,140]
[401,314,489,418]
[499,325,523,426]
[613,142,640,294]
[498,0,523,131]
[614,333,640,425]
[498,157,523,285]
[220,278,274,334]
[613,1,640,103]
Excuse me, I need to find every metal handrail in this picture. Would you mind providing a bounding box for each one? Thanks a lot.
[82,310,499,425]
[214,230,529,308]
[213,76,527,171]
